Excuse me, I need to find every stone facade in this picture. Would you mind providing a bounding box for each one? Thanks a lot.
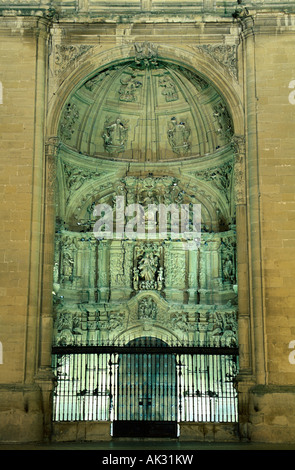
[0,0,295,444]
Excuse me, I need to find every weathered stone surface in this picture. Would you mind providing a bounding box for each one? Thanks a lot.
[0,0,295,444]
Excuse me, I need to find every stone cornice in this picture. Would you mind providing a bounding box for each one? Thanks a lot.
[1,1,295,22]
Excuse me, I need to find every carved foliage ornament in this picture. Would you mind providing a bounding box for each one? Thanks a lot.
[59,103,79,141]
[195,44,238,80]
[54,45,93,77]
[62,162,104,202]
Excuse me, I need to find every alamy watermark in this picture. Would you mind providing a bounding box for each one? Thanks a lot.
[93,196,201,250]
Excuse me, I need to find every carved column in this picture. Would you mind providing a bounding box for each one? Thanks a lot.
[187,248,198,304]
[199,236,221,304]
[98,240,110,302]
[165,242,186,303]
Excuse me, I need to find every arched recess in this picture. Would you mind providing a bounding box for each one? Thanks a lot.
[44,43,249,430]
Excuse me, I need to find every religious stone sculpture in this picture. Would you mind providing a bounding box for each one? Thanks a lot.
[159,75,178,102]
[138,297,157,320]
[103,117,129,155]
[119,72,143,102]
[134,243,163,291]
[167,117,191,156]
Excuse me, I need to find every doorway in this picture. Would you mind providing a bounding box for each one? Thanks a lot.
[112,337,178,438]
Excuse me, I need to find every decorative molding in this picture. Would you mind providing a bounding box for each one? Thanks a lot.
[45,136,60,199]
[231,135,246,205]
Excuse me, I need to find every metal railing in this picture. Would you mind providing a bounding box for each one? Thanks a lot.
[52,343,238,423]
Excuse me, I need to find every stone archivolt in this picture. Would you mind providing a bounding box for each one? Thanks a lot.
[52,56,238,350]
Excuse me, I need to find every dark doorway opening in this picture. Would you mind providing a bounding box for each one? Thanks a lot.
[113,337,178,438]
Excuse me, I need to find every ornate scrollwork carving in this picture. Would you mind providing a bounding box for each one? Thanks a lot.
[59,103,79,141]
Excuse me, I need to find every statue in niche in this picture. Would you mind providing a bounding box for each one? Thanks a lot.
[167,117,191,156]
[133,267,139,290]
[157,267,164,290]
[134,243,162,290]
[223,254,234,282]
[138,252,158,283]
[138,297,157,320]
[222,238,236,285]
[62,252,74,283]
[103,117,128,155]
[232,0,250,20]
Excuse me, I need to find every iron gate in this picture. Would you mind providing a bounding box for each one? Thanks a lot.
[52,340,238,436]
